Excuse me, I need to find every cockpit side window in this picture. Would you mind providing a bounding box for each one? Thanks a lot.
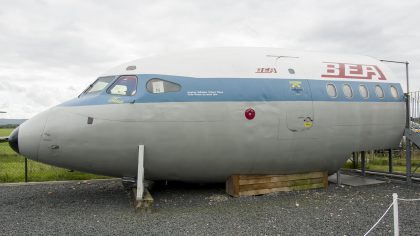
[146,78,181,94]
[107,75,138,96]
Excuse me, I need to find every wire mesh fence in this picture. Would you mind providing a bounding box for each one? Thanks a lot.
[409,91,420,130]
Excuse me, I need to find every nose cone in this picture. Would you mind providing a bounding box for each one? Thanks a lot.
[8,127,19,154]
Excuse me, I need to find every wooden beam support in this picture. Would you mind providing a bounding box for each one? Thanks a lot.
[226,171,328,197]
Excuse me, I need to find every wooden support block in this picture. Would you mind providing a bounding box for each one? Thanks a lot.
[131,188,154,212]
[226,171,328,197]
[322,171,328,189]
[226,175,240,197]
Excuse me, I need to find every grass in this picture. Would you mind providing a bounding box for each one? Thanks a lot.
[343,152,420,175]
[0,128,110,183]
[0,128,13,136]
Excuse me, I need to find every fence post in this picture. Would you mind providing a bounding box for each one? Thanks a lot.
[361,151,366,176]
[388,149,393,173]
[393,193,399,236]
[336,169,341,186]
[24,157,28,182]
[352,152,357,168]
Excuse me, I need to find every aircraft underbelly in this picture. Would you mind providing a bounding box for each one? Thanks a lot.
[36,101,405,182]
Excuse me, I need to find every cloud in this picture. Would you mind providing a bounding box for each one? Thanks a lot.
[0,0,419,118]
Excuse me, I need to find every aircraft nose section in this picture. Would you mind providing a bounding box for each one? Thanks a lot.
[17,109,51,161]
[8,127,19,154]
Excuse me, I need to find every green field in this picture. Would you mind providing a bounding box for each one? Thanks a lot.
[0,128,110,183]
[343,152,420,174]
[0,128,12,137]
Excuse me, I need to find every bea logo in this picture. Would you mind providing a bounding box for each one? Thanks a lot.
[321,62,387,80]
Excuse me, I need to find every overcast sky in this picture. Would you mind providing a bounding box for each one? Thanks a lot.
[0,0,419,118]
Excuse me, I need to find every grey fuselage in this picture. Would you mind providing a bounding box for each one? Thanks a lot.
[12,48,406,182]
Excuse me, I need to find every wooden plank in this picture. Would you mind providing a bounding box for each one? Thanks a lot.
[239,183,325,197]
[240,178,322,191]
[238,172,324,184]
[238,172,324,180]
[226,171,328,197]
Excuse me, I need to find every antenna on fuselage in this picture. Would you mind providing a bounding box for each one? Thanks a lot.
[266,55,299,59]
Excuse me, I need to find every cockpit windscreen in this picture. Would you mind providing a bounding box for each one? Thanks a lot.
[81,76,115,96]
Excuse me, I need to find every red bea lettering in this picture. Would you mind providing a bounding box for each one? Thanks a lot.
[321,62,386,80]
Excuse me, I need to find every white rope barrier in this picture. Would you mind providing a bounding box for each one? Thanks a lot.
[397,197,420,201]
[363,194,420,236]
[363,202,394,236]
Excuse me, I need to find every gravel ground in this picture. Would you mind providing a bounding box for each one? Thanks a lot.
[0,179,419,235]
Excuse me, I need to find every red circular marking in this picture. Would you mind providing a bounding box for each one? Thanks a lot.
[245,108,255,120]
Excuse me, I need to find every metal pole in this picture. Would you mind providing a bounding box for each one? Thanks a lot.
[406,140,412,185]
[379,59,409,93]
[406,93,410,129]
[388,149,393,173]
[24,158,28,182]
[336,169,341,186]
[393,193,399,236]
[405,62,409,94]
[356,152,359,168]
[352,152,357,168]
[136,145,144,200]
[405,83,412,185]
[361,151,366,176]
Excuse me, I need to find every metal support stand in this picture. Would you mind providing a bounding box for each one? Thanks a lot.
[406,141,412,185]
[388,149,393,173]
[137,145,144,200]
[336,169,342,186]
[131,145,153,212]
[405,91,412,185]
[361,151,366,177]
[24,158,28,182]
[352,152,357,168]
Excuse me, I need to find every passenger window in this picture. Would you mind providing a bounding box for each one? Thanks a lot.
[359,85,369,99]
[326,84,337,98]
[146,78,181,94]
[390,86,399,99]
[108,75,138,96]
[375,85,384,98]
[342,84,353,98]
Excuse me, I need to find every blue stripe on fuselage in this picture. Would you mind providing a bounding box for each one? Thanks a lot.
[60,74,405,107]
